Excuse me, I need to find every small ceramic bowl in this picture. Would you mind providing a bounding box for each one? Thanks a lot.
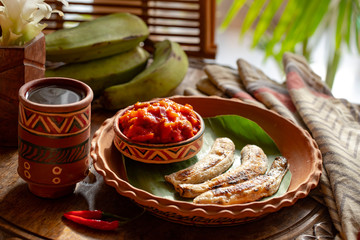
[112,101,205,164]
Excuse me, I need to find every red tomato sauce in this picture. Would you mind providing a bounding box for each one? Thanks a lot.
[118,99,201,143]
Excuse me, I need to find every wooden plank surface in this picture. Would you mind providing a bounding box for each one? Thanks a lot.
[0,66,334,240]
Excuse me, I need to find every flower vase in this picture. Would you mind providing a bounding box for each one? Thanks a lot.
[0,33,46,146]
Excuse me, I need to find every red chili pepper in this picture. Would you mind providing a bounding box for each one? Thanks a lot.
[63,209,144,231]
[65,210,103,219]
[64,210,129,221]
[63,213,119,231]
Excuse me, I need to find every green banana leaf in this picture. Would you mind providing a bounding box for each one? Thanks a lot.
[123,114,291,203]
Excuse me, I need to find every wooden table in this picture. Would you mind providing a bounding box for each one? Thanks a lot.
[0,66,335,240]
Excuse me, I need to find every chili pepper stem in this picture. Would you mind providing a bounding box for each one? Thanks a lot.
[102,212,129,221]
[102,208,146,221]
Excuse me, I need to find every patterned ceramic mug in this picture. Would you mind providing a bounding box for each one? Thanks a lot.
[18,77,93,198]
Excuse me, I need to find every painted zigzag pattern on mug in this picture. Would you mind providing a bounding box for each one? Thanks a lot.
[18,103,90,136]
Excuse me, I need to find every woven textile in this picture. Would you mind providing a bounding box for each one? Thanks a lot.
[192,53,360,240]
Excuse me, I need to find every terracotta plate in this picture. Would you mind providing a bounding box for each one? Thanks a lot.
[91,96,322,225]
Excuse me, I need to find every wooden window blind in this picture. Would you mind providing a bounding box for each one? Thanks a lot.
[43,0,217,59]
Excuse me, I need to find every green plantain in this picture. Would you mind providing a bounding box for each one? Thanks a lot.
[46,13,149,63]
[100,40,188,110]
[45,47,150,96]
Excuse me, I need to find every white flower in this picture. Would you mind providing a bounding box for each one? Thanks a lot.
[0,0,68,46]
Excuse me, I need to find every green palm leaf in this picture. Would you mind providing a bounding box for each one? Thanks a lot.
[356,15,360,53]
[219,0,247,31]
[336,0,348,50]
[251,0,283,48]
[218,0,359,89]
[264,0,300,58]
[240,0,267,36]
[344,1,352,48]
[277,0,330,59]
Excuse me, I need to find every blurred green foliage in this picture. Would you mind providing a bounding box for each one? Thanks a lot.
[218,0,360,89]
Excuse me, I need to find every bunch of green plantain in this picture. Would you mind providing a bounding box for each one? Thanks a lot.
[45,12,189,110]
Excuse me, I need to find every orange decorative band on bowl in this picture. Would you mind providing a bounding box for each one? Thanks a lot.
[18,103,90,136]
[114,135,203,163]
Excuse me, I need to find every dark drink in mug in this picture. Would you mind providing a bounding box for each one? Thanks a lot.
[26,85,85,105]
